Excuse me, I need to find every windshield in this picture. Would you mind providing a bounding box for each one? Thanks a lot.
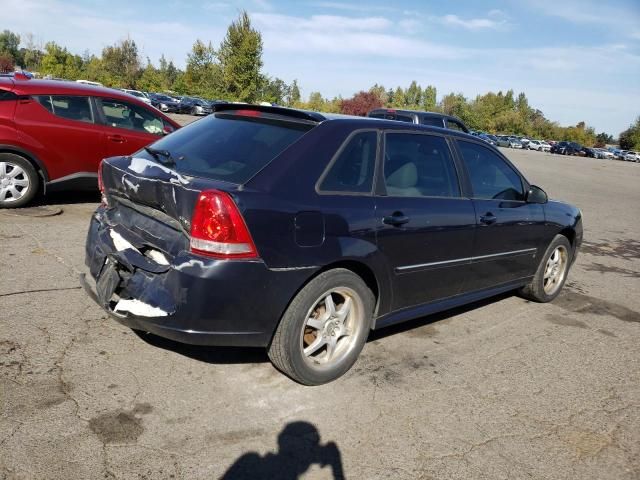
[137,113,313,184]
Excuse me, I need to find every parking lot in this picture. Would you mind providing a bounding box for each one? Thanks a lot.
[1,138,639,478]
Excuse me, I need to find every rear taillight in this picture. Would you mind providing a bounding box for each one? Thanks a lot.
[189,190,258,259]
[97,160,107,206]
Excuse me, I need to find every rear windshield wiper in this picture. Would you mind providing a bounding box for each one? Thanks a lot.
[144,146,178,167]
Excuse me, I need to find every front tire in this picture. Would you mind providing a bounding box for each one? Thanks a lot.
[268,269,375,385]
[0,153,39,209]
[519,235,572,302]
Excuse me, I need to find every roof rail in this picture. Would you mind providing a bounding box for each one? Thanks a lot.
[212,102,326,123]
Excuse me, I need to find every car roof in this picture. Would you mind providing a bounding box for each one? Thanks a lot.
[0,77,146,102]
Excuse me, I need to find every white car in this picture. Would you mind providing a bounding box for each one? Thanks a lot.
[122,89,152,105]
[624,151,640,162]
[76,79,103,87]
[508,138,523,148]
[596,149,614,159]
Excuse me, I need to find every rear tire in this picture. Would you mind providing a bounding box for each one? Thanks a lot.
[0,153,39,209]
[519,235,572,302]
[268,269,375,385]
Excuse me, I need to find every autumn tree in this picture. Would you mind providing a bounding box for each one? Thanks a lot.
[340,91,383,116]
[101,38,141,88]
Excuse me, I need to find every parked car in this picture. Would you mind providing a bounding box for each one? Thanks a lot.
[178,97,213,116]
[551,141,583,156]
[76,79,103,87]
[598,149,614,159]
[0,75,180,207]
[625,150,640,162]
[508,138,523,149]
[367,108,469,133]
[478,133,497,146]
[80,104,583,385]
[149,93,180,113]
[582,147,597,158]
[495,136,511,147]
[121,89,152,105]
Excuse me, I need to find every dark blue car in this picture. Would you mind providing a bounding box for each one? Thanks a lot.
[82,104,583,385]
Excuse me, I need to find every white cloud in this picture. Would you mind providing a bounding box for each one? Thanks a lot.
[436,13,510,31]
[252,12,468,59]
[311,2,397,13]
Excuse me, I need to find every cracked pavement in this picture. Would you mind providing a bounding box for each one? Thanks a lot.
[1,149,639,479]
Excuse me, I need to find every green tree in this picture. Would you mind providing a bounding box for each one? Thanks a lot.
[422,85,437,111]
[40,42,81,79]
[259,76,289,104]
[595,132,613,146]
[137,59,164,92]
[405,80,421,108]
[619,117,640,150]
[218,11,263,102]
[0,30,21,66]
[287,79,301,106]
[185,39,221,97]
[102,38,141,88]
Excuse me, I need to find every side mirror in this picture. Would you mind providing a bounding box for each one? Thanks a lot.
[526,185,548,204]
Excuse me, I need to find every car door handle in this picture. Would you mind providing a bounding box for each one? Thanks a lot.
[383,213,410,226]
[480,213,497,225]
[107,135,126,143]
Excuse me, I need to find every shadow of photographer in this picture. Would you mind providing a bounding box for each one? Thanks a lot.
[221,421,344,479]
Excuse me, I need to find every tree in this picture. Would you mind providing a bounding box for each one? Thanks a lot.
[102,38,141,88]
[137,59,164,92]
[39,42,82,79]
[340,91,383,116]
[405,80,421,108]
[0,30,21,66]
[618,117,640,150]
[259,76,289,104]
[218,11,263,102]
[185,40,221,97]
[422,85,437,111]
[287,79,301,106]
[0,53,14,73]
[595,132,613,147]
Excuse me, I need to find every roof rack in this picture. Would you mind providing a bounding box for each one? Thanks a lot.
[212,102,326,123]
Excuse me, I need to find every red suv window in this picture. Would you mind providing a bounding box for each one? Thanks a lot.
[34,95,94,123]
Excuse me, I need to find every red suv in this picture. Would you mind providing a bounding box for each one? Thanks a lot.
[0,74,180,207]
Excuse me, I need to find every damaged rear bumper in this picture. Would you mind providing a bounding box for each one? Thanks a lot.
[82,210,313,347]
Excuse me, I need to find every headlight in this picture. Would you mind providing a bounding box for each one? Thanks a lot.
[160,103,167,108]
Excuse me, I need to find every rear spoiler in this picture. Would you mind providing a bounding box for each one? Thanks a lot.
[211,102,326,123]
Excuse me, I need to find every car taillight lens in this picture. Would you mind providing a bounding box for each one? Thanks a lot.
[190,190,258,259]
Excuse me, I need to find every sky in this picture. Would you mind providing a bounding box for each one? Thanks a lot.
[3,0,640,135]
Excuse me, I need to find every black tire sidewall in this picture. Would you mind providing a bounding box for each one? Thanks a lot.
[0,153,39,208]
[274,269,374,385]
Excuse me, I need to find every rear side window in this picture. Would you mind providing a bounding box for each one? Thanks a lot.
[384,133,460,198]
[34,95,94,123]
[421,117,443,128]
[0,89,17,101]
[139,113,313,184]
[319,131,377,194]
[457,140,525,201]
[446,119,466,132]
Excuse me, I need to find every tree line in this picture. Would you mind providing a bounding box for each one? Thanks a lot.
[1,12,637,149]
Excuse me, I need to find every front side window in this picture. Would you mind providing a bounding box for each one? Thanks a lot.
[457,140,525,201]
[34,95,94,123]
[100,99,163,135]
[383,133,460,198]
[319,131,377,193]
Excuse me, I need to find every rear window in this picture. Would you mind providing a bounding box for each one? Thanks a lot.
[0,89,17,101]
[139,113,313,184]
[34,95,94,123]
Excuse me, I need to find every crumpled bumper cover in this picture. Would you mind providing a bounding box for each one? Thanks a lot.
[82,211,314,347]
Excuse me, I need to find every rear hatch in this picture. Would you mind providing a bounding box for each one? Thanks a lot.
[98,107,319,262]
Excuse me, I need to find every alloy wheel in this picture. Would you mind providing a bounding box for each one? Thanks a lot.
[543,245,568,295]
[300,288,365,370]
[0,162,31,203]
